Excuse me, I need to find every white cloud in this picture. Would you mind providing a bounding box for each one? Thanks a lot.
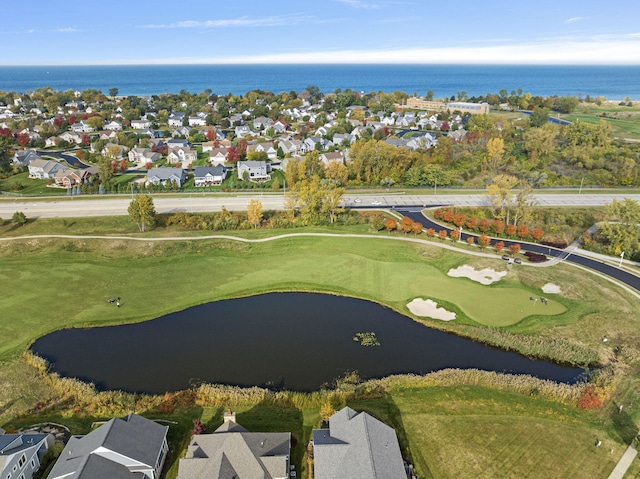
[335,0,381,8]
[131,38,640,65]
[55,27,82,33]
[145,14,312,29]
[564,16,585,23]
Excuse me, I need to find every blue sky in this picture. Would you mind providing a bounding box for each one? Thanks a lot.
[1,0,639,65]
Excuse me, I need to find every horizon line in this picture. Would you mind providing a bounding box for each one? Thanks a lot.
[1,62,640,67]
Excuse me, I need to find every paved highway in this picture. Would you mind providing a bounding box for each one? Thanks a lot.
[2,193,640,219]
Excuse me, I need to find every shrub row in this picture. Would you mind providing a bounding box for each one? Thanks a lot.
[433,207,544,241]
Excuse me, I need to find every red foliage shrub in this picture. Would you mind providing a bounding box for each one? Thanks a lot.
[524,251,548,263]
[577,385,603,410]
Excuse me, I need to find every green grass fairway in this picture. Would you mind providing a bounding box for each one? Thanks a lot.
[0,235,567,360]
[350,385,626,479]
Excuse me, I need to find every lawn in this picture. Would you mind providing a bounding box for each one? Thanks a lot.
[1,226,640,479]
[0,172,66,197]
[350,384,629,479]
[0,234,576,361]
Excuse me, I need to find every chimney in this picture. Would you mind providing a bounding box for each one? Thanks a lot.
[223,408,236,423]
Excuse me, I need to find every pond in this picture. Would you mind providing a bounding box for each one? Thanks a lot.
[31,293,584,394]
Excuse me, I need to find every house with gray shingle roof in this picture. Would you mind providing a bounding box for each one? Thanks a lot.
[177,409,290,479]
[312,407,406,479]
[194,165,227,187]
[146,167,187,188]
[48,413,168,479]
[28,158,66,179]
[0,431,53,479]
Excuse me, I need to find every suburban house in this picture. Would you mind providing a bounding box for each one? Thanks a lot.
[188,114,207,127]
[167,146,197,166]
[312,407,407,479]
[27,159,66,179]
[171,126,191,138]
[104,120,122,131]
[128,148,161,165]
[146,167,187,188]
[237,161,271,182]
[272,119,289,133]
[168,112,185,127]
[234,125,253,138]
[53,167,97,188]
[208,147,229,165]
[332,133,355,146]
[0,431,54,479]
[131,119,152,129]
[48,414,168,479]
[253,116,273,130]
[194,165,227,187]
[320,151,345,166]
[98,130,119,141]
[166,139,190,149]
[101,143,129,159]
[13,150,41,167]
[176,409,290,479]
[59,131,84,144]
[249,142,278,160]
[278,139,303,156]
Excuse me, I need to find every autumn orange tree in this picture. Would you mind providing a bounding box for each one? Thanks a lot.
[494,241,505,252]
[517,224,529,240]
[411,221,423,236]
[466,236,475,246]
[530,227,545,241]
[400,216,414,234]
[478,234,491,250]
[438,229,448,240]
[384,217,397,234]
[508,243,521,256]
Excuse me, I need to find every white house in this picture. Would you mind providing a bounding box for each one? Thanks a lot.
[0,431,53,479]
[104,120,123,131]
[48,414,168,479]
[167,146,197,166]
[194,165,227,187]
[237,161,271,182]
[167,112,185,127]
[131,119,152,129]
[28,159,65,179]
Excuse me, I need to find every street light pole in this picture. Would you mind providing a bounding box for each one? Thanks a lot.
[579,177,584,194]
[619,251,625,268]
[434,177,437,195]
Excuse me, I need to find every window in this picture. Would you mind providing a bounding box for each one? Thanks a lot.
[30,460,36,469]
[18,455,26,467]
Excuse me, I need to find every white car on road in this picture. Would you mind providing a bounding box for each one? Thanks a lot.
[371,201,381,206]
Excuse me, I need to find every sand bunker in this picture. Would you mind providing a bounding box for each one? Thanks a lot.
[407,298,456,321]
[447,265,507,285]
[542,283,562,294]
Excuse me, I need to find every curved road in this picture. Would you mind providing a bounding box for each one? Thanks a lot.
[399,209,640,293]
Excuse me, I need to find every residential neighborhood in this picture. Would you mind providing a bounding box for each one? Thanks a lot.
[1,86,502,197]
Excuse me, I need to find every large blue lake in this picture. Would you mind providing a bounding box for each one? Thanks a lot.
[31,293,584,394]
[1,64,639,99]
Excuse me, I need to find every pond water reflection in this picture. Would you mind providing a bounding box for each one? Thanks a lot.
[32,293,584,394]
